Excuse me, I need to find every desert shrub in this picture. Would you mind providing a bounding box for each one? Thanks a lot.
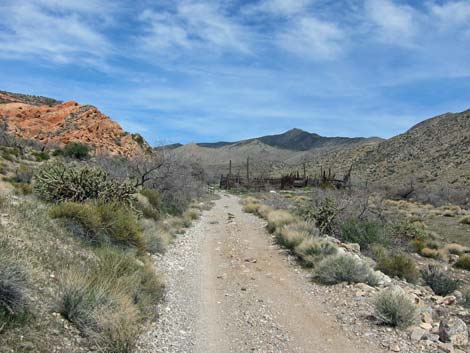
[454,255,470,271]
[266,210,295,233]
[59,248,163,352]
[460,287,470,308]
[63,142,90,159]
[420,247,440,259]
[376,253,418,283]
[50,201,144,250]
[295,238,337,267]
[313,254,378,286]
[421,266,460,296]
[389,221,427,241]
[340,219,388,250]
[374,288,417,328]
[0,261,28,326]
[140,188,161,210]
[35,161,135,204]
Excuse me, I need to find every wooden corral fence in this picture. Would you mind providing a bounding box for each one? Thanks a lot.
[219,159,352,191]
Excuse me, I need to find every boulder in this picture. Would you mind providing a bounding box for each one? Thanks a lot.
[439,317,468,346]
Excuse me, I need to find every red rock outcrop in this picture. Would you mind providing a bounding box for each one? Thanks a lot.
[0,91,151,156]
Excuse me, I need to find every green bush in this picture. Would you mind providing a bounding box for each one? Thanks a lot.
[421,266,459,296]
[454,255,470,271]
[50,201,144,250]
[340,219,388,250]
[35,161,135,204]
[313,254,378,286]
[376,253,418,283]
[389,221,427,241]
[63,142,90,159]
[374,288,417,328]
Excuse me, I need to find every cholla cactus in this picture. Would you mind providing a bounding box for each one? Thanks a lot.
[34,161,135,204]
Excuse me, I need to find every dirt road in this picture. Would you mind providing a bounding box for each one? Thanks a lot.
[137,193,384,353]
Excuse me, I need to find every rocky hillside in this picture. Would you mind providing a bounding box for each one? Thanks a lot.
[0,90,151,156]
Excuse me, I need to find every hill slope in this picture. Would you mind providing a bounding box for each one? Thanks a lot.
[196,128,381,151]
[0,90,151,156]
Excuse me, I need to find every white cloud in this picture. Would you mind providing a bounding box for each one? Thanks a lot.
[0,1,111,64]
[365,0,416,45]
[278,17,344,60]
[429,1,470,27]
[243,0,315,17]
[139,1,250,55]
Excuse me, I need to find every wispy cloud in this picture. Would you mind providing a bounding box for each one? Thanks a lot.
[364,0,416,46]
[0,0,111,64]
[138,1,251,56]
[243,0,315,17]
[277,16,345,60]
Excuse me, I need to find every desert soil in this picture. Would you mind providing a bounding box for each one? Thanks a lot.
[137,193,385,353]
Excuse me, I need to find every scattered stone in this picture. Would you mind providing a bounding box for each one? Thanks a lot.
[390,343,401,351]
[410,327,426,342]
[439,317,468,346]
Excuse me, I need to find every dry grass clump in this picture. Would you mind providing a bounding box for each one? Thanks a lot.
[59,247,163,353]
[243,201,261,214]
[445,243,466,256]
[275,224,306,250]
[295,238,337,267]
[0,243,29,328]
[266,210,295,233]
[313,254,378,286]
[183,208,201,222]
[419,247,440,259]
[454,255,470,271]
[374,288,417,328]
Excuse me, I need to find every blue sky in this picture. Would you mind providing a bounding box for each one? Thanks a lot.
[0,0,469,145]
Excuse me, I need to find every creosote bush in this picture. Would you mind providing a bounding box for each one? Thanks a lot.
[376,253,418,283]
[454,255,470,271]
[313,254,378,286]
[49,201,144,250]
[421,266,459,296]
[35,161,135,204]
[340,219,388,250]
[374,288,417,328]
